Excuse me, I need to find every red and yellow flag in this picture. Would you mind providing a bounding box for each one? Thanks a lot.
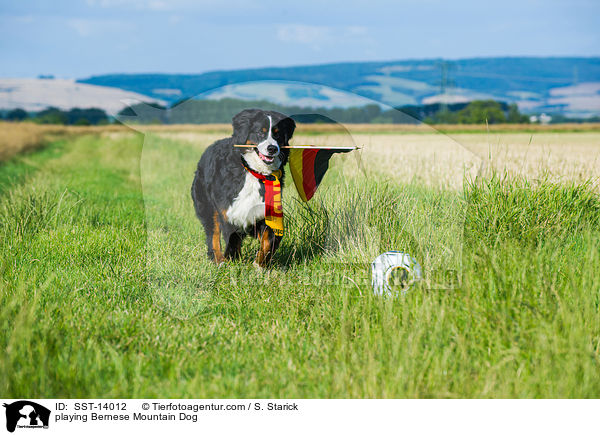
[289,148,351,202]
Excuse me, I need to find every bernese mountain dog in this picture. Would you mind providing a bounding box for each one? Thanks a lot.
[191,109,296,267]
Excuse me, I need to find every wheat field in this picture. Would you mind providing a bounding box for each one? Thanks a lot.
[149,127,600,188]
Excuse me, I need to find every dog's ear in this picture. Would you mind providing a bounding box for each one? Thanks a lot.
[276,116,296,142]
[232,109,262,143]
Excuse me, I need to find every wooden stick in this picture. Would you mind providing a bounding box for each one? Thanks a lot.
[234,145,360,150]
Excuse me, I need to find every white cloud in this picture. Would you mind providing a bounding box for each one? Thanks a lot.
[13,15,35,24]
[86,0,170,10]
[85,0,225,11]
[276,24,369,50]
[67,18,94,37]
[67,18,128,37]
[346,26,368,36]
[168,15,182,25]
[276,24,332,45]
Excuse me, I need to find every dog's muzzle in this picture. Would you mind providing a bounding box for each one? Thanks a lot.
[256,142,280,163]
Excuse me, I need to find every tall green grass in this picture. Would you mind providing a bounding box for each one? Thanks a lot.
[0,133,599,398]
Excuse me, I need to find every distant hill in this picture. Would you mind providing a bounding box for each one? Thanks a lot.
[0,78,165,115]
[79,57,600,117]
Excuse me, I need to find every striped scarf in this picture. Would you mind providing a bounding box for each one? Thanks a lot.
[241,157,284,236]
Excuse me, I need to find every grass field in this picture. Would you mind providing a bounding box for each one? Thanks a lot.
[1,123,599,398]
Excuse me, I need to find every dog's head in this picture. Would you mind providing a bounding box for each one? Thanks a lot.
[232,109,296,174]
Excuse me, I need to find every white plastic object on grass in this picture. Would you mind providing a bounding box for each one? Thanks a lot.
[371,251,422,296]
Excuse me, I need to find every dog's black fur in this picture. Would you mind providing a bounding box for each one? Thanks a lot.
[191,109,296,266]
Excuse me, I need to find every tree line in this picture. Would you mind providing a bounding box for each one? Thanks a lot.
[1,99,553,125]
[118,98,533,125]
[1,107,109,125]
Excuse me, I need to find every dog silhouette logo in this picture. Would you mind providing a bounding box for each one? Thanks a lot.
[2,401,50,432]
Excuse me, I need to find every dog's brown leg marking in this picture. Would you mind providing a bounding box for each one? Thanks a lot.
[254,228,273,267]
[212,211,225,263]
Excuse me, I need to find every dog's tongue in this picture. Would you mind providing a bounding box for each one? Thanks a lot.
[258,151,274,162]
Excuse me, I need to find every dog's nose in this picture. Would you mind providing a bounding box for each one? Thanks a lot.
[267,144,279,155]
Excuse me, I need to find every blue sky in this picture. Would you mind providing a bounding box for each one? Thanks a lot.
[1,0,598,78]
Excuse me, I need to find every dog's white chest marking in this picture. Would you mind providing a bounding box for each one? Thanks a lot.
[226,172,265,228]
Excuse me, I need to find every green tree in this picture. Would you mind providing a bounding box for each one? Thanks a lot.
[457,100,506,124]
[74,118,91,126]
[67,108,108,125]
[6,108,29,121]
[507,103,529,123]
[34,107,68,124]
